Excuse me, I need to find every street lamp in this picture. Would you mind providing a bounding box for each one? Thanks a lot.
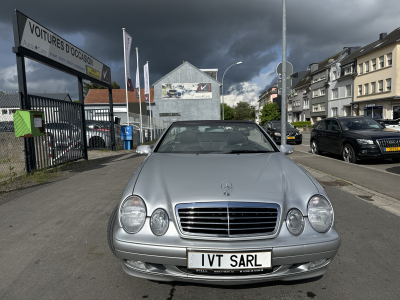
[221,61,242,120]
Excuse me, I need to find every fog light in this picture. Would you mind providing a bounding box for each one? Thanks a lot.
[361,150,368,154]
[125,260,146,270]
[309,259,328,269]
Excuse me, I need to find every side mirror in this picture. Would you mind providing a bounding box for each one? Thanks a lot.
[379,122,386,128]
[136,145,151,155]
[280,144,294,155]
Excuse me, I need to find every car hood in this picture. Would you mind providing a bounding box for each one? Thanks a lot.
[343,129,400,139]
[133,153,321,217]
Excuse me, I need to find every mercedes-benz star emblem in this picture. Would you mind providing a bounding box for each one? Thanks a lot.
[221,180,234,196]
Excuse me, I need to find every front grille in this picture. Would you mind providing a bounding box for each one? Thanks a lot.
[176,202,280,237]
[286,132,296,137]
[177,265,281,276]
[376,138,400,154]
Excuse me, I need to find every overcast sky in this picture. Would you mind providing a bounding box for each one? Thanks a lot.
[0,0,399,106]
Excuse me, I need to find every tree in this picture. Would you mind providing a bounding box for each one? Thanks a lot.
[220,103,235,120]
[83,81,120,97]
[234,101,255,121]
[259,102,281,126]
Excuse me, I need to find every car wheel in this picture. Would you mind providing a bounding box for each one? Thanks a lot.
[311,140,321,155]
[89,137,105,148]
[342,144,357,163]
[392,155,400,163]
[107,205,119,257]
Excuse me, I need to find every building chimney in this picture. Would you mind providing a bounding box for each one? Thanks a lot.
[379,33,387,40]
[309,63,318,73]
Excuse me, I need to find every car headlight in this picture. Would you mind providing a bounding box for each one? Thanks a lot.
[274,132,281,136]
[307,195,333,233]
[150,208,169,236]
[286,208,305,236]
[120,196,147,233]
[357,139,374,145]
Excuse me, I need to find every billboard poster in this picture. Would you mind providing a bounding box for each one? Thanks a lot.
[161,83,212,99]
[15,10,111,84]
[124,31,133,91]
[144,62,150,103]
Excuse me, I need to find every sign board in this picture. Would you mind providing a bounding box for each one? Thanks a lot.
[162,83,212,99]
[276,61,293,78]
[277,78,292,95]
[121,126,133,141]
[14,10,111,85]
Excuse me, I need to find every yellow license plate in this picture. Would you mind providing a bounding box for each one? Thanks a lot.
[287,137,295,140]
[385,147,400,152]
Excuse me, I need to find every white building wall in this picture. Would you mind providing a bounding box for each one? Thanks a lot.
[328,65,354,117]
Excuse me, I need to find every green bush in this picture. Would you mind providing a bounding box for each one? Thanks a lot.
[291,121,312,128]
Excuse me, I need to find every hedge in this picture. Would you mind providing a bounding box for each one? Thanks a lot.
[291,121,312,128]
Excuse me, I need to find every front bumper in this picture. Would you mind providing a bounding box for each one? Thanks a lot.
[112,217,340,285]
[273,135,302,144]
[356,145,399,160]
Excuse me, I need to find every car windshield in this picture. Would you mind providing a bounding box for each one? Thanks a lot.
[156,122,276,154]
[339,118,384,130]
[271,122,295,130]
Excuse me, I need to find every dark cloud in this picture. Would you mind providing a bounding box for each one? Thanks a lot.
[0,0,399,100]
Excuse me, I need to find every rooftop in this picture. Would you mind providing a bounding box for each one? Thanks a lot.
[85,89,154,104]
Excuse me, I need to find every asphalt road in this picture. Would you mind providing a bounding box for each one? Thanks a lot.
[291,133,400,200]
[0,151,400,299]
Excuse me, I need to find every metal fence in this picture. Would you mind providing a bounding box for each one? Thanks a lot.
[29,95,85,168]
[0,92,24,182]
[127,112,171,130]
[85,109,112,149]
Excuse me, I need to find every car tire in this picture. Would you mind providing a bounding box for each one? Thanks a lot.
[311,140,321,155]
[342,144,357,164]
[107,204,119,257]
[392,155,400,163]
[89,137,105,148]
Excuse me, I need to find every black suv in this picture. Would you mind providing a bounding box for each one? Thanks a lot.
[310,116,400,163]
[264,121,302,144]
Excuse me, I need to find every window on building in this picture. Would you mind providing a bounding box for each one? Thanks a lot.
[320,72,326,80]
[386,78,391,91]
[346,85,352,97]
[288,114,293,122]
[378,80,383,92]
[364,83,369,95]
[320,88,326,95]
[358,85,362,96]
[371,82,376,93]
[304,99,309,109]
[2,109,7,115]
[344,66,352,75]
[372,59,376,71]
[359,63,363,74]
[313,89,319,97]
[332,70,337,80]
[288,102,292,111]
[331,107,338,117]
[387,53,392,66]
[332,88,338,99]
[8,109,13,114]
[313,105,318,112]
[365,61,369,73]
[320,104,325,111]
[379,56,384,68]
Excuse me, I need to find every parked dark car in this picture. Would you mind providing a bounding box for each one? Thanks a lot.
[310,116,400,163]
[264,121,302,144]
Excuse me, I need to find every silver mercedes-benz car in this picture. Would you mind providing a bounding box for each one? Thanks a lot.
[108,120,340,285]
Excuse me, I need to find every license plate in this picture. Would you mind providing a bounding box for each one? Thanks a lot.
[187,251,272,270]
[385,147,400,152]
[287,137,295,139]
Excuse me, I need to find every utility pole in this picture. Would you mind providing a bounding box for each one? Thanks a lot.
[281,0,287,145]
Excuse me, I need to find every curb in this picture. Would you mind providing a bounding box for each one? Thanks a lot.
[300,163,400,217]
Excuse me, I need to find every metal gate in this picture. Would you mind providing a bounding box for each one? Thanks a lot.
[29,95,85,168]
[84,109,112,149]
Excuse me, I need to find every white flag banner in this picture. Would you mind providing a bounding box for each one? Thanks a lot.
[124,31,133,91]
[135,67,140,99]
[144,62,150,103]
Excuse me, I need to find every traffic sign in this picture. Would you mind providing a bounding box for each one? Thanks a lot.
[276,61,293,78]
[277,78,292,95]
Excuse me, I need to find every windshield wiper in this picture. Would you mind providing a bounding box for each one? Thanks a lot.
[221,150,274,154]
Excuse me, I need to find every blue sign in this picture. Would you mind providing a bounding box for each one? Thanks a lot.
[121,126,133,141]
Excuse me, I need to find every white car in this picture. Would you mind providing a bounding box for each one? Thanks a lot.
[378,119,400,132]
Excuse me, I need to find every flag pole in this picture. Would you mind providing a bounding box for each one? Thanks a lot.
[147,61,152,140]
[136,47,143,143]
[122,28,129,126]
